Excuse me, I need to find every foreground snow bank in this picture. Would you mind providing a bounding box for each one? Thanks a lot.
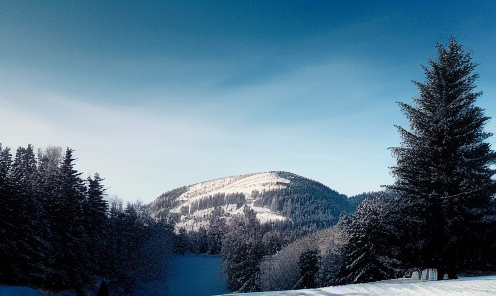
[222,276,496,296]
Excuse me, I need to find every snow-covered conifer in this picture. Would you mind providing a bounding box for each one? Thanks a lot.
[388,38,496,277]
[338,197,400,284]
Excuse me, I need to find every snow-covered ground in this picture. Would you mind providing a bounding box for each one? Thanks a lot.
[3,276,495,296]
[222,276,496,296]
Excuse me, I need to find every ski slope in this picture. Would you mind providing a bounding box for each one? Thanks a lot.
[222,276,496,296]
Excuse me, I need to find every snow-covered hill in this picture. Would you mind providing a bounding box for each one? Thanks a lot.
[222,276,496,296]
[149,171,351,232]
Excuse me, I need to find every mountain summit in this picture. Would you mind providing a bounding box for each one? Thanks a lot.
[149,171,352,232]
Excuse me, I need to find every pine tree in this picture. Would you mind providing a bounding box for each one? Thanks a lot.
[297,250,321,289]
[337,197,400,284]
[388,38,496,278]
[0,144,17,284]
[84,173,108,279]
[6,145,46,286]
[46,148,92,295]
[221,206,265,292]
[173,228,190,255]
[0,145,117,294]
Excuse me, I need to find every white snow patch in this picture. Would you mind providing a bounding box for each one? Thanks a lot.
[250,204,288,224]
[179,172,289,203]
[164,172,290,231]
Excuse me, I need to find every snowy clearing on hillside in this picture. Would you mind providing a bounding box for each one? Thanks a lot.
[178,172,290,204]
[223,276,496,296]
[154,172,291,232]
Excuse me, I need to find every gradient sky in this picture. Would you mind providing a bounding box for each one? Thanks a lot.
[1,1,495,204]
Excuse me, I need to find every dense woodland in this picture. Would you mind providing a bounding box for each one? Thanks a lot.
[1,38,495,295]
[0,145,173,296]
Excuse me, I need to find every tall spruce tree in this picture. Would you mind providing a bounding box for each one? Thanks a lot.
[8,145,46,286]
[84,173,108,280]
[0,145,17,284]
[388,38,496,278]
[46,148,92,295]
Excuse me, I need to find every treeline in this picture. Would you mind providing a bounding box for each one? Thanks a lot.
[0,144,173,296]
[104,198,173,295]
[256,190,496,291]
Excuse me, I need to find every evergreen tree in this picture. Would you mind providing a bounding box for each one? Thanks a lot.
[36,146,63,287]
[388,38,496,278]
[338,197,400,284]
[6,145,46,286]
[46,148,91,295]
[173,228,190,255]
[84,173,108,279]
[105,203,143,294]
[221,206,265,293]
[296,250,321,289]
[0,145,17,284]
[207,206,225,254]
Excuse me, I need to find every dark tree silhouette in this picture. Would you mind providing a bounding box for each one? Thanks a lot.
[338,197,400,284]
[387,38,496,278]
[296,250,321,289]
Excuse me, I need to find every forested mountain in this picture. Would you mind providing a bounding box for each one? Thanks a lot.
[149,171,353,233]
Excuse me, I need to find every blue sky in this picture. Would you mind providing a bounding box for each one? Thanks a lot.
[1,1,495,204]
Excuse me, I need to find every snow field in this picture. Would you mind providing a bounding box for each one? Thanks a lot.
[222,276,496,296]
